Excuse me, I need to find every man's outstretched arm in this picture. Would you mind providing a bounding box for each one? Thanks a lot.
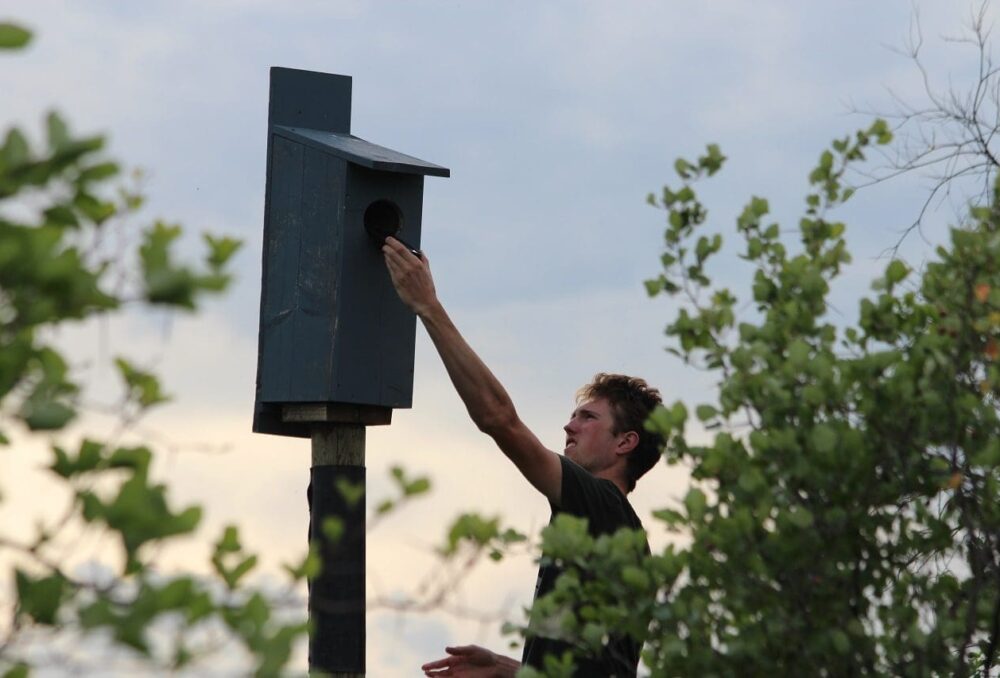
[382,237,562,503]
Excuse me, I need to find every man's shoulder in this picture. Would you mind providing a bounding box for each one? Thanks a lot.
[557,456,643,533]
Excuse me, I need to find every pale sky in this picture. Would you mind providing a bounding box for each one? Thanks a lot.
[0,1,991,675]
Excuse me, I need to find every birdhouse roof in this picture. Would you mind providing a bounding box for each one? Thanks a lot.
[274,126,450,177]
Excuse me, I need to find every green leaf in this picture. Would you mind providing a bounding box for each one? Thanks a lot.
[885,259,908,285]
[389,465,431,497]
[50,439,104,478]
[787,508,814,529]
[700,143,726,175]
[404,477,431,496]
[810,425,837,454]
[203,233,242,270]
[115,357,171,409]
[78,161,120,182]
[216,525,241,553]
[684,488,707,522]
[107,445,152,474]
[695,404,718,422]
[335,477,365,508]
[670,402,688,427]
[445,512,502,555]
[787,339,810,369]
[2,663,30,678]
[644,277,663,297]
[15,569,65,625]
[73,192,116,224]
[652,508,686,528]
[0,23,32,49]
[539,514,591,561]
[869,118,893,144]
[46,112,69,151]
[228,555,258,587]
[646,404,678,436]
[322,516,344,543]
[43,205,79,227]
[2,128,30,169]
[621,565,651,590]
[284,546,322,581]
[738,468,765,494]
[972,440,1000,468]
[22,399,75,431]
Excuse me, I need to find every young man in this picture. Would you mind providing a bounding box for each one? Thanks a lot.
[381,238,663,676]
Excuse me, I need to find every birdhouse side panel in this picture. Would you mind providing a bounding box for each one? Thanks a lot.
[287,146,345,401]
[258,138,345,404]
[258,135,305,403]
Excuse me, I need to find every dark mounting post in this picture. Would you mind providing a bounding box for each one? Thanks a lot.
[253,67,449,676]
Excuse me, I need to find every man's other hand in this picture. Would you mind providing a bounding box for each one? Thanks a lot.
[421,644,520,677]
[382,236,438,317]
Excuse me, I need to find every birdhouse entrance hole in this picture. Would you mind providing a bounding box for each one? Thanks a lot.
[363,199,404,245]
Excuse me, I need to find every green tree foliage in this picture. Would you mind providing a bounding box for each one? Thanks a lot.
[0,24,313,676]
[513,118,1000,676]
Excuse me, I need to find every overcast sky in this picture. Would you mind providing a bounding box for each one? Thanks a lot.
[1,1,993,675]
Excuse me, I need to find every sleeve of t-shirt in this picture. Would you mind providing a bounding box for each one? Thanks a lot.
[553,456,628,532]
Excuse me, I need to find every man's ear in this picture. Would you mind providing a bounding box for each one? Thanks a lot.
[617,431,639,456]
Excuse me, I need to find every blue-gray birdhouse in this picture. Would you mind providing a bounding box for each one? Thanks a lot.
[253,67,449,437]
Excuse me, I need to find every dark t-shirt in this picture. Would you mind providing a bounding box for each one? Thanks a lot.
[521,456,647,676]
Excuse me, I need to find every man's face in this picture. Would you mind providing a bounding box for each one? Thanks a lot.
[563,397,622,474]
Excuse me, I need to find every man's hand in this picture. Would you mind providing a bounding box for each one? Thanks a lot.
[382,236,438,317]
[421,645,520,677]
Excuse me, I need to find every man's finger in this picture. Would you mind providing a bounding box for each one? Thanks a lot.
[383,249,425,283]
[384,236,407,255]
[382,243,410,267]
[420,656,454,670]
[382,248,411,278]
[385,235,423,259]
[446,645,476,655]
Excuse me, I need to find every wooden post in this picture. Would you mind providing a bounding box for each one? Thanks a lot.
[310,425,364,677]
[288,406,384,677]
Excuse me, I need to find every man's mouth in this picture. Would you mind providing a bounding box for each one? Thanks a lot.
[565,439,576,450]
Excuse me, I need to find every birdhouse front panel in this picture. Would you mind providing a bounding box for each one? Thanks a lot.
[331,166,426,407]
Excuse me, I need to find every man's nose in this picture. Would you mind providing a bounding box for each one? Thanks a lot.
[563,420,575,434]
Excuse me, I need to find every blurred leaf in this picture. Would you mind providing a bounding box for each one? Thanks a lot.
[322,516,344,543]
[335,477,364,508]
[22,400,74,430]
[283,545,322,581]
[0,23,32,49]
[2,664,30,678]
[204,233,242,270]
[45,112,69,151]
[49,439,104,478]
[15,569,65,625]
[114,356,171,409]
